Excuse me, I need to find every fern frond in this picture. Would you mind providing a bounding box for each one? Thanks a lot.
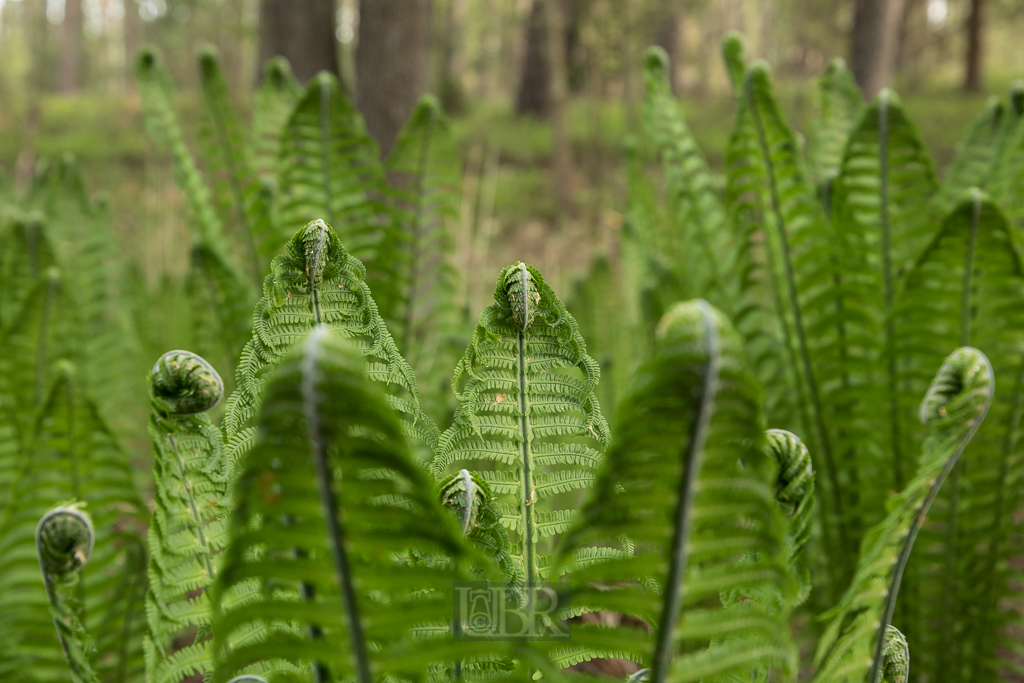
[808,58,863,183]
[938,97,1004,210]
[812,347,993,683]
[212,327,498,683]
[0,363,146,683]
[277,72,387,264]
[0,216,57,332]
[196,47,269,283]
[249,58,301,184]
[144,350,228,683]
[641,47,730,306]
[222,219,439,460]
[549,300,796,683]
[185,242,256,377]
[36,506,101,683]
[765,429,815,567]
[435,262,610,597]
[379,95,462,425]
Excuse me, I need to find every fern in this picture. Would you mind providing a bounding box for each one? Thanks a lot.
[211,327,496,683]
[641,46,731,306]
[276,72,387,265]
[938,97,1005,210]
[222,219,439,461]
[812,347,993,683]
[888,192,1024,682]
[249,58,301,184]
[379,95,462,424]
[36,505,101,683]
[547,300,796,682]
[143,350,230,683]
[0,362,146,683]
[808,58,863,183]
[433,262,610,599]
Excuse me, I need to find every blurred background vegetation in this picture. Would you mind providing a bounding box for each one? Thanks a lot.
[1,0,1023,296]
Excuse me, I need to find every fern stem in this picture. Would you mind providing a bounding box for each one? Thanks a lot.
[301,327,372,683]
[651,301,719,683]
[166,433,216,580]
[744,72,846,553]
[517,326,537,606]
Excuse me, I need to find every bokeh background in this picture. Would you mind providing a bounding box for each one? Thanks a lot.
[1,0,1023,297]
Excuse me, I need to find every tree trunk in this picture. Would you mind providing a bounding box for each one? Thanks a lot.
[61,0,83,93]
[515,0,551,116]
[355,0,431,158]
[124,0,142,91]
[544,0,573,220]
[258,0,339,84]
[849,0,906,98]
[963,0,983,93]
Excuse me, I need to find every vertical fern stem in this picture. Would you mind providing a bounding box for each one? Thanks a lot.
[651,301,719,683]
[515,264,538,616]
[302,326,372,683]
[745,73,846,553]
[935,188,982,675]
[878,91,906,494]
[318,75,337,228]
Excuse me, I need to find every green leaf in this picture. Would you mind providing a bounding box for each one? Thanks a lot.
[212,327,493,683]
[143,351,229,683]
[249,57,301,184]
[812,347,993,683]
[549,300,796,683]
[222,219,439,461]
[808,58,863,183]
[434,262,610,595]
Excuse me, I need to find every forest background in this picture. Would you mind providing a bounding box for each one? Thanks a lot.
[1,0,1024,318]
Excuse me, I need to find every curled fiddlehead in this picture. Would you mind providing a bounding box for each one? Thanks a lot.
[764,429,815,561]
[150,349,224,415]
[36,505,100,683]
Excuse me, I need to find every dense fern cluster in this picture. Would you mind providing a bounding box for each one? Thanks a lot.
[2,34,1022,683]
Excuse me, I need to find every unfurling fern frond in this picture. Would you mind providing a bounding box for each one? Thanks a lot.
[765,429,815,568]
[549,300,795,683]
[212,327,496,683]
[434,262,610,597]
[812,347,993,683]
[439,469,522,592]
[36,505,100,683]
[0,363,146,683]
[222,219,439,463]
[277,72,387,264]
[379,95,462,424]
[881,626,909,683]
[144,350,230,683]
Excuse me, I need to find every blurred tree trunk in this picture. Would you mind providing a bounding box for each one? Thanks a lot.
[61,0,83,93]
[258,0,338,83]
[355,0,431,158]
[515,0,551,116]
[545,0,573,220]
[654,2,680,95]
[849,0,906,98]
[435,0,466,114]
[963,0,983,92]
[124,0,141,91]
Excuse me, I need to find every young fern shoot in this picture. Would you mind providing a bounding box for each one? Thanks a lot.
[434,262,610,608]
[144,350,229,683]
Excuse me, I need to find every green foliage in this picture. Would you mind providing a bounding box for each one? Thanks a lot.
[548,300,795,681]
[433,262,610,595]
[813,347,992,683]
[808,58,863,183]
[143,350,229,683]
[211,327,491,683]
[222,219,438,463]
